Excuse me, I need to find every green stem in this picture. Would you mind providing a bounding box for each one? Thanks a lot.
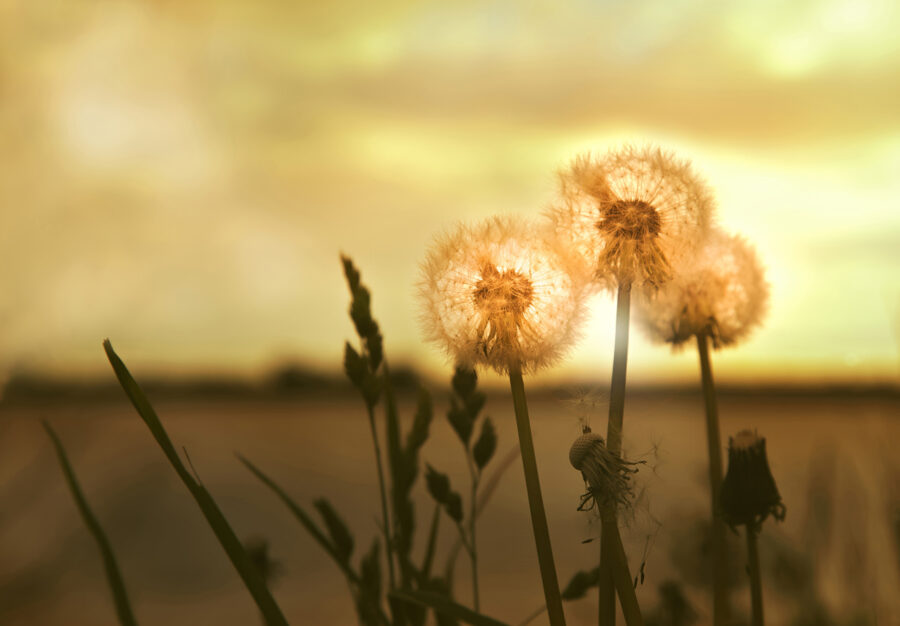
[508,364,566,626]
[600,281,631,626]
[697,331,730,624]
[366,405,396,590]
[746,525,764,626]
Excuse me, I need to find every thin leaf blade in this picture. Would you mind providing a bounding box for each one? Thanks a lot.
[103,340,288,626]
[472,418,497,471]
[561,567,600,601]
[313,499,355,565]
[44,421,137,626]
[388,590,510,626]
[239,454,361,585]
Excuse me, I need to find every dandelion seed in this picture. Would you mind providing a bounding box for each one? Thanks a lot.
[635,228,769,349]
[418,215,587,375]
[549,144,714,291]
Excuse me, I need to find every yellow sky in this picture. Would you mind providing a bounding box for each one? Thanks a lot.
[1,0,898,384]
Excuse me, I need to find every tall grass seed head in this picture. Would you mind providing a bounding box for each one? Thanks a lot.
[719,429,785,531]
[418,215,588,375]
[635,228,769,349]
[549,144,714,291]
[569,426,643,514]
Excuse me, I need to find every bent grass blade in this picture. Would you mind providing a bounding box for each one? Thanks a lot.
[389,590,510,626]
[44,421,138,626]
[103,340,288,626]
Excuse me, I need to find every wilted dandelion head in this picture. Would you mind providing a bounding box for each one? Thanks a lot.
[635,228,769,349]
[569,426,643,514]
[418,216,587,375]
[549,144,714,290]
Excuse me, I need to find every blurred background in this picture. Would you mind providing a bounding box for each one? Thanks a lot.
[1,0,899,624]
[1,0,898,385]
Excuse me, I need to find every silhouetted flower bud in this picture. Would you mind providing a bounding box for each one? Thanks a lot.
[719,430,785,530]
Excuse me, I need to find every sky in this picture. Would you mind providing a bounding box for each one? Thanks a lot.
[1,0,898,385]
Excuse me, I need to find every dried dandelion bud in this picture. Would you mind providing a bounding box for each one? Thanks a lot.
[549,144,714,291]
[719,430,785,530]
[569,427,642,513]
[635,228,769,349]
[418,216,587,375]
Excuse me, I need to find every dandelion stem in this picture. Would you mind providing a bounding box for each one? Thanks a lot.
[599,281,631,626]
[745,524,764,626]
[508,363,566,626]
[366,404,396,590]
[696,331,730,624]
[606,282,631,456]
[607,523,643,625]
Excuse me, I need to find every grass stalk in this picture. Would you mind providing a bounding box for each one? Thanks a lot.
[599,281,631,626]
[461,434,482,612]
[745,525,764,626]
[445,447,519,578]
[508,363,566,626]
[470,466,481,612]
[366,403,396,590]
[696,331,730,624]
[44,421,137,626]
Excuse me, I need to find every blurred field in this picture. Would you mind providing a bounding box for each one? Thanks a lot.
[1,390,898,625]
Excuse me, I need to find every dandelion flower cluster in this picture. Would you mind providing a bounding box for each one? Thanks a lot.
[418,216,586,375]
[549,144,714,290]
[635,228,769,349]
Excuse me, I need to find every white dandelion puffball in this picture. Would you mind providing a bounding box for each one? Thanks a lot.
[635,228,769,349]
[549,144,715,290]
[418,216,587,375]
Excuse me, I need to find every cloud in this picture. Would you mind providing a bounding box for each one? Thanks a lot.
[1,0,898,381]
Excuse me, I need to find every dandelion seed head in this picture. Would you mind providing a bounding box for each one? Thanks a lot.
[418,215,587,375]
[549,144,714,291]
[635,228,769,349]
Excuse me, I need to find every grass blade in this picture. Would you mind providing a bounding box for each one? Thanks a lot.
[44,421,138,626]
[103,340,288,626]
[241,454,397,626]
[389,590,510,626]
[238,454,359,583]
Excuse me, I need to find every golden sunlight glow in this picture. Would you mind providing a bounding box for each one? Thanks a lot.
[0,1,897,385]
